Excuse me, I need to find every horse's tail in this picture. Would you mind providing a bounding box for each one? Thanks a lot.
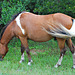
[42,19,75,38]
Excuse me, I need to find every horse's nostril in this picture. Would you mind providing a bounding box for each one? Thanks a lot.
[0,55,3,61]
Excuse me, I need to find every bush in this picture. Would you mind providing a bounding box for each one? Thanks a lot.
[1,0,75,25]
[1,0,26,25]
[34,0,75,17]
[0,0,75,42]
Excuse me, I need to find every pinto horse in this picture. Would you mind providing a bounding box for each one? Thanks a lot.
[0,11,75,68]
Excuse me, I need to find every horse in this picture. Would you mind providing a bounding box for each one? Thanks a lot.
[0,11,75,68]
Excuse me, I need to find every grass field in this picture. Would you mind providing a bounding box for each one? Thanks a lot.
[0,38,75,75]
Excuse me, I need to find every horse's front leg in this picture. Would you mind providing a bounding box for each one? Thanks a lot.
[26,47,33,65]
[54,38,66,68]
[73,48,75,69]
[19,36,32,65]
[19,44,25,63]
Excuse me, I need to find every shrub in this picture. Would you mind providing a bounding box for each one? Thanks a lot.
[1,0,75,25]
[0,0,75,42]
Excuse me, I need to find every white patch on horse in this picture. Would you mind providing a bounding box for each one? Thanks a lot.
[15,13,25,35]
[73,65,75,68]
[19,53,24,63]
[28,60,33,66]
[47,19,75,38]
[54,54,63,68]
[73,53,75,55]
[69,19,75,36]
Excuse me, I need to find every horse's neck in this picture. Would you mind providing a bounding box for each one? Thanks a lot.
[1,24,14,45]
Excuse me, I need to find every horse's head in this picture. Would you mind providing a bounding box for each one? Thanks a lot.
[0,43,8,61]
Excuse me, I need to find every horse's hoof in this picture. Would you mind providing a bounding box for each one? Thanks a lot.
[54,64,61,68]
[19,60,24,63]
[28,60,33,66]
[28,62,31,66]
[54,65,58,68]
[19,60,22,63]
[31,60,33,63]
[72,65,75,69]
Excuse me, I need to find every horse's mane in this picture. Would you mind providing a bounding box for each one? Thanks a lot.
[0,12,21,40]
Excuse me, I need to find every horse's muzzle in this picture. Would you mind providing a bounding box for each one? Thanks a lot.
[0,55,3,61]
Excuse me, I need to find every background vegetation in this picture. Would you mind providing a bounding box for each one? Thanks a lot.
[0,0,75,75]
[0,0,75,26]
[0,39,75,75]
[0,0,75,40]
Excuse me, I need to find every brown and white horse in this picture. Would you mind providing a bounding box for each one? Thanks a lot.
[0,11,75,68]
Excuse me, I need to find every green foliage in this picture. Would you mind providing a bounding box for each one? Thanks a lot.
[0,0,75,46]
[33,0,75,16]
[0,39,75,75]
[0,1,75,73]
[1,0,26,25]
[1,0,75,25]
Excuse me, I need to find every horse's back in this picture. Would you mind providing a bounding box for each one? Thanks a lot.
[14,12,73,41]
[17,12,53,42]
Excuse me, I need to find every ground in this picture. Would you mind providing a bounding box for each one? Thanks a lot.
[0,39,75,75]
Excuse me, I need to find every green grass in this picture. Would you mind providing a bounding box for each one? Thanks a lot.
[0,39,75,75]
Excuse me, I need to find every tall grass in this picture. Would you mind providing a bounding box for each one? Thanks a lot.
[0,38,75,75]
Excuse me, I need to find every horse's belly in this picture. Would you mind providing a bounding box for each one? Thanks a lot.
[28,31,53,42]
[25,21,53,42]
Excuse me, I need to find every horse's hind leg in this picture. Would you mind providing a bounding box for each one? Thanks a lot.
[19,36,32,65]
[19,44,25,63]
[66,38,75,69]
[54,38,66,68]
[25,47,33,65]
